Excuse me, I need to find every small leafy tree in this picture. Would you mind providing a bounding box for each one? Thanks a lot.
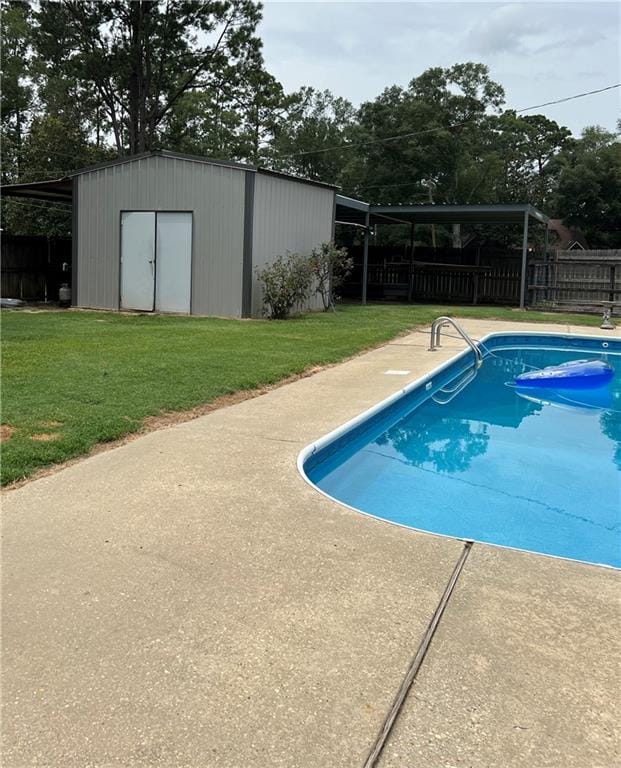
[309,242,354,311]
[256,252,313,319]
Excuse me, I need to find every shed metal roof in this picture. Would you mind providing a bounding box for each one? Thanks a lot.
[0,150,338,203]
[67,149,253,177]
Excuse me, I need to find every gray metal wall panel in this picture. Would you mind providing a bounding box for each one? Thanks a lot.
[251,174,335,316]
[76,155,245,316]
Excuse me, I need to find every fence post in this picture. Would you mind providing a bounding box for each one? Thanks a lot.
[362,211,370,305]
[519,210,530,308]
[407,222,415,302]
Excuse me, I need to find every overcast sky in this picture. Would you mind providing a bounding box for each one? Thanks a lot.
[259,1,620,137]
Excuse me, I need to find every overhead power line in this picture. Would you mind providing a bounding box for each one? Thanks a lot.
[274,83,621,160]
[3,169,76,178]
[275,122,470,160]
[515,83,621,113]
[3,83,618,179]
[1,198,72,214]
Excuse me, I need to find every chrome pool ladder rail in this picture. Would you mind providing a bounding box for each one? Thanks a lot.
[428,316,483,369]
[431,366,479,405]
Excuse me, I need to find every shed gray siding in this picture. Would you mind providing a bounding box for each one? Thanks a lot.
[75,155,246,316]
[251,174,335,316]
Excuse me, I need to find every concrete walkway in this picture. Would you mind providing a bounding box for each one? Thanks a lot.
[2,320,619,767]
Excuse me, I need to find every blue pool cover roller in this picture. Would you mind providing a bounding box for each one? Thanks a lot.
[515,359,614,389]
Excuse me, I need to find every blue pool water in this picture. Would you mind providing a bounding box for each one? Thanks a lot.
[303,334,621,568]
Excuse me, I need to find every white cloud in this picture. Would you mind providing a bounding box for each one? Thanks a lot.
[259,1,621,135]
[467,4,540,53]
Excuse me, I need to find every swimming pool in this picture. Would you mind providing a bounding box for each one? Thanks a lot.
[299,333,621,569]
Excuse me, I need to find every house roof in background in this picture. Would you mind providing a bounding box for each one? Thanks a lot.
[547,218,589,249]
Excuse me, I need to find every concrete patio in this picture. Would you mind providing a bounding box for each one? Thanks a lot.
[2,319,619,767]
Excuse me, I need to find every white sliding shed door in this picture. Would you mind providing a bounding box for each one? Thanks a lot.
[155,212,192,313]
[120,212,155,311]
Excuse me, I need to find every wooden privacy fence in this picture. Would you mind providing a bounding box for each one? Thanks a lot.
[529,249,621,309]
[410,263,520,304]
[342,251,522,305]
[1,235,71,301]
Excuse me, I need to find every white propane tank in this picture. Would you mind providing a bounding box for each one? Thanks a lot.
[59,283,71,307]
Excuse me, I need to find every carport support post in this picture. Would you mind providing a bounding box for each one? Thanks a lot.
[71,180,78,307]
[362,210,370,305]
[519,210,530,309]
[408,222,415,302]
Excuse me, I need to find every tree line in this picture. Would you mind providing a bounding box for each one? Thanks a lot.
[2,0,619,246]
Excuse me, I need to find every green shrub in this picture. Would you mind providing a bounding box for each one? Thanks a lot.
[256,252,313,319]
[309,242,354,311]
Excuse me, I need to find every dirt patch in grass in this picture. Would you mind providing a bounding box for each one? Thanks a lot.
[0,425,16,442]
[31,433,60,442]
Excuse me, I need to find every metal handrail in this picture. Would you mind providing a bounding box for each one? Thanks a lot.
[429,316,483,368]
[432,367,479,405]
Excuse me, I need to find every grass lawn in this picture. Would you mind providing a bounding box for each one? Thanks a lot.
[1,303,602,486]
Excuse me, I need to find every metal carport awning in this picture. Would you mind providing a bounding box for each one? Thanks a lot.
[0,178,74,202]
[335,196,549,308]
[368,203,548,226]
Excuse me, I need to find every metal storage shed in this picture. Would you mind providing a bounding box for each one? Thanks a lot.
[1,151,336,318]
